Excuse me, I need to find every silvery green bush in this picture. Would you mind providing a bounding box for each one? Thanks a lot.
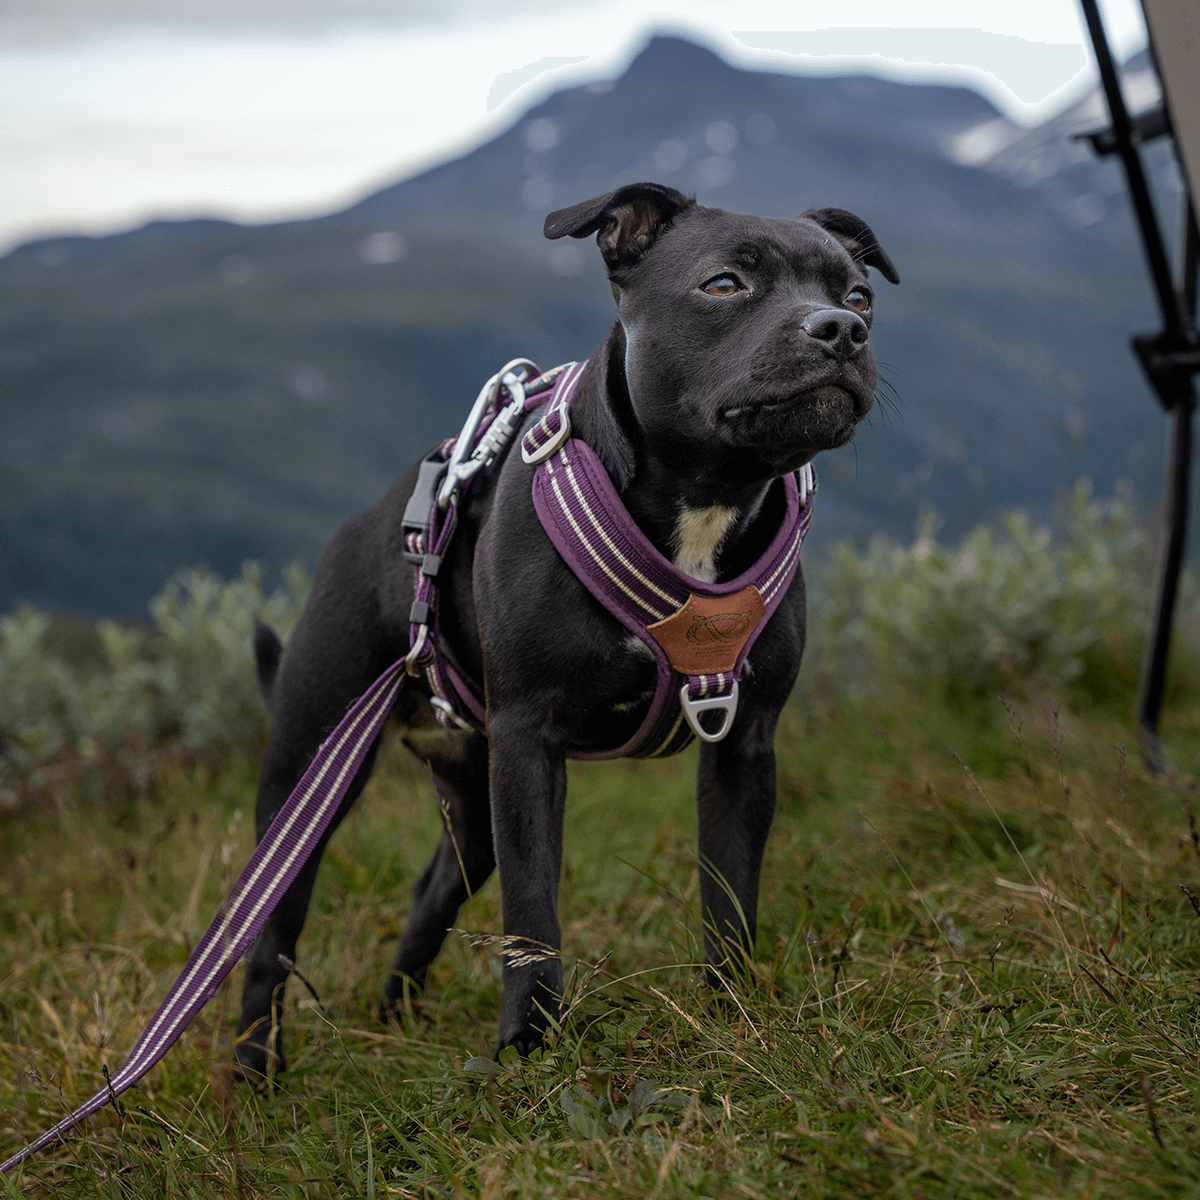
[0,563,308,804]
[809,483,1166,703]
[147,562,309,755]
[0,485,1190,807]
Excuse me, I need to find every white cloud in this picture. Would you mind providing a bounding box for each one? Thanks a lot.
[0,0,1150,251]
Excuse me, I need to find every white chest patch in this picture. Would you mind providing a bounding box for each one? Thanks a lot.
[672,504,737,583]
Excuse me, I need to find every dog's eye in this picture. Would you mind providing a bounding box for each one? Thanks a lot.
[701,275,742,296]
[846,288,872,313]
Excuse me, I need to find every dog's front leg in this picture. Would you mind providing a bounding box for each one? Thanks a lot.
[486,706,568,1056]
[695,723,779,985]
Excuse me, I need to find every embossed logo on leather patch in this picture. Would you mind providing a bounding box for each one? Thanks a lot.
[686,611,753,645]
[647,586,766,675]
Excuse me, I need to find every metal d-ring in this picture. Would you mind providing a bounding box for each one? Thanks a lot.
[798,462,815,506]
[430,696,475,730]
[521,406,571,464]
[679,681,739,743]
[404,624,432,676]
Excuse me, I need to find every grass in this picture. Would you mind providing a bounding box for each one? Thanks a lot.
[4,674,1200,1198]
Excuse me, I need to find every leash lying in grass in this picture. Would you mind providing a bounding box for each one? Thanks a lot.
[1,659,405,1174]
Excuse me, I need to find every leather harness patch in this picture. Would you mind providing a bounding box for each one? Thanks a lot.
[647,585,767,675]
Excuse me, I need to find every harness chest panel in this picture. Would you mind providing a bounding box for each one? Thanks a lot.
[524,363,815,757]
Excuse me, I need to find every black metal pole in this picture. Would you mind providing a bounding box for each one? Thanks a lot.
[1078,0,1200,770]
[1184,200,1199,320]
[1140,403,1193,769]
[1078,0,1185,334]
[1139,205,1200,770]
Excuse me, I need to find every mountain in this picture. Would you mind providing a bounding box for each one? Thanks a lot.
[0,36,1182,618]
[984,49,1182,248]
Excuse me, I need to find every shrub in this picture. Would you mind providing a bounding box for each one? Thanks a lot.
[1,483,1193,806]
[147,562,309,754]
[0,563,308,806]
[808,482,1170,707]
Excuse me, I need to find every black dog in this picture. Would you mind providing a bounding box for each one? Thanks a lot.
[234,182,898,1074]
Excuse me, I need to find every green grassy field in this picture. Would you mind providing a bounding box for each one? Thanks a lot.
[4,498,1200,1197]
[4,677,1200,1198]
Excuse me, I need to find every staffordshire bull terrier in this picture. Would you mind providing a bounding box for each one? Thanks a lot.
[234,182,898,1074]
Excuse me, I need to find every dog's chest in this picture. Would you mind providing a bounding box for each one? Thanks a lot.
[671,505,737,584]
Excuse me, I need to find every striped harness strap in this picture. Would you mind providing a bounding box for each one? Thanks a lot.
[522,366,815,758]
[400,360,569,732]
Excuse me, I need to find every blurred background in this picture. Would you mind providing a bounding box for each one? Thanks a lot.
[0,0,1172,619]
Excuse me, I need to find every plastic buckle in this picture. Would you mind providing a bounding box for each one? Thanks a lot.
[401,457,447,565]
[679,681,739,743]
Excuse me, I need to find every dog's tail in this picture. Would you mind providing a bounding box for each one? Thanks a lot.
[253,621,284,709]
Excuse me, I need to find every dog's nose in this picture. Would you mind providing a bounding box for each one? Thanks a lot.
[801,308,868,358]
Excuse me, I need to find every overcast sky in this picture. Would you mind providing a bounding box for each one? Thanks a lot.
[1,0,1150,252]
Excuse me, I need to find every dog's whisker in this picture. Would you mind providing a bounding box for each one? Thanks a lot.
[876,379,904,407]
[868,389,903,430]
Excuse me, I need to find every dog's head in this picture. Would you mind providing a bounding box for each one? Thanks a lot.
[545,183,899,478]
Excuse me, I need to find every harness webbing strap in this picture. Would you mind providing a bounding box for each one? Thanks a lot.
[407,363,579,731]
[527,378,813,758]
[1,660,406,1175]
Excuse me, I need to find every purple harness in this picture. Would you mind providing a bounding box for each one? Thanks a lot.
[1,358,814,1174]
[407,360,814,754]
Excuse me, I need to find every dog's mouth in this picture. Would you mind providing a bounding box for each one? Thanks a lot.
[720,384,868,450]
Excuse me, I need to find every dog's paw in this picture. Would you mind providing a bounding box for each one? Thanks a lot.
[495,1017,556,1059]
[233,1038,285,1086]
[379,970,428,1029]
[378,993,430,1029]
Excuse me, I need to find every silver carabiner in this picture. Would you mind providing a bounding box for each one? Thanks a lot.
[438,359,538,507]
[679,681,739,743]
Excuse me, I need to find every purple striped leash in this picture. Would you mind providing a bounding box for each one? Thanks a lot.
[4,356,817,1172]
[2,658,407,1175]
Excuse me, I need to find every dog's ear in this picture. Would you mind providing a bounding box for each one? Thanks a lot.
[545,183,694,270]
[800,207,900,284]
